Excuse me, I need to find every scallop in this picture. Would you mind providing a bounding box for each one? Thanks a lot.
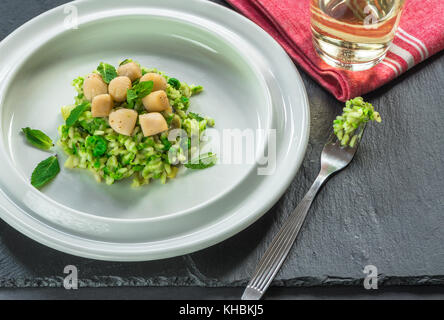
[91,94,113,117]
[83,73,108,101]
[117,62,142,82]
[142,91,171,112]
[139,113,168,137]
[140,73,167,92]
[109,108,138,136]
[108,76,132,102]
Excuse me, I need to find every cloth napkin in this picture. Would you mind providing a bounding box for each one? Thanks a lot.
[226,0,444,101]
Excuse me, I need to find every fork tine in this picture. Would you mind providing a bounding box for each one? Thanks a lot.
[326,131,337,144]
[327,123,367,150]
[348,123,367,150]
[357,123,367,141]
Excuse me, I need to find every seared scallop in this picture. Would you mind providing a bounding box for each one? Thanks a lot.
[142,91,171,112]
[139,113,168,137]
[83,73,108,101]
[117,62,142,82]
[109,108,138,136]
[109,76,132,102]
[91,94,113,117]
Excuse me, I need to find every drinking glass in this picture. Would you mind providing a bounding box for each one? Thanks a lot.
[311,0,406,71]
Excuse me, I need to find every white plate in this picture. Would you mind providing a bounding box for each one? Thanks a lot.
[0,0,309,261]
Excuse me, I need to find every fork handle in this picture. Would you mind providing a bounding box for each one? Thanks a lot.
[242,172,328,300]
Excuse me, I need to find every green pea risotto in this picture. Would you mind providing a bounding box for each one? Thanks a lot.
[333,97,381,147]
[57,60,216,187]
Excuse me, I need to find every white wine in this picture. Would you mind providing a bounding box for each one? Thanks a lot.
[311,0,405,70]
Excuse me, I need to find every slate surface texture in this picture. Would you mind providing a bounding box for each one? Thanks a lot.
[0,0,443,295]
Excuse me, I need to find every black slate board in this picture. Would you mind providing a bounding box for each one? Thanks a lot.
[0,0,443,290]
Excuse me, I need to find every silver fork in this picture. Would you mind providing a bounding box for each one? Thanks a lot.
[242,128,364,300]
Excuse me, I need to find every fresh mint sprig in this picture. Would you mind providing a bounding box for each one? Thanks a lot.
[97,62,117,84]
[66,102,89,127]
[31,155,60,189]
[22,127,53,151]
[127,80,154,108]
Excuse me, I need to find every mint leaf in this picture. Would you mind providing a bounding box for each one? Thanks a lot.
[97,62,117,84]
[188,112,204,122]
[31,156,60,189]
[126,89,139,108]
[127,80,154,106]
[168,78,180,90]
[66,102,89,127]
[136,81,154,98]
[22,127,53,150]
[185,153,217,170]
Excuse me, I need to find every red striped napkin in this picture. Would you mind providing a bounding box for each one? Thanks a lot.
[226,0,444,101]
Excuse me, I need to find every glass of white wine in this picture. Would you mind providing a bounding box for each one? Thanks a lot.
[311,0,406,71]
